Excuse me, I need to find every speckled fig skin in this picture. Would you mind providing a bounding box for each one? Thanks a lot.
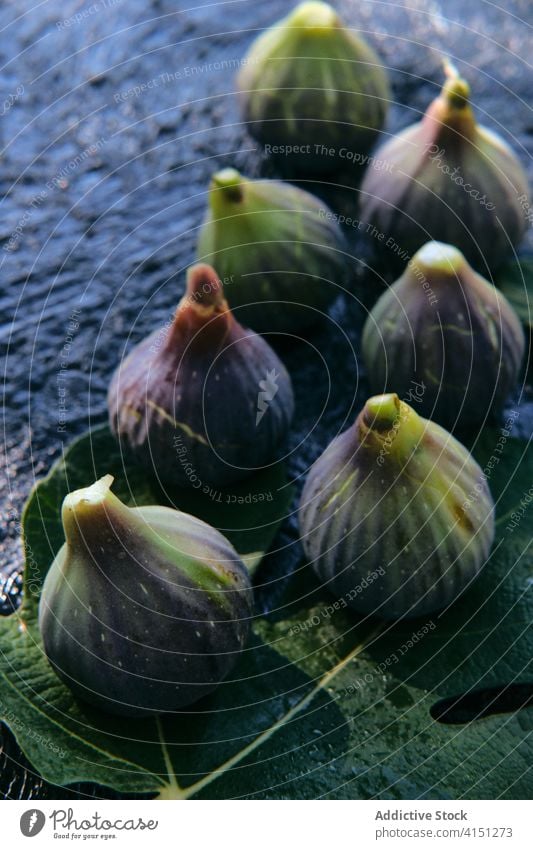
[38,476,253,717]
[362,242,525,431]
[197,168,349,332]
[359,69,530,273]
[108,264,294,487]
[237,1,389,176]
[299,394,495,620]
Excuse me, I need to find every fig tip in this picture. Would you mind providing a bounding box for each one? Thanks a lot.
[63,475,115,511]
[289,1,339,31]
[362,393,401,431]
[185,263,225,308]
[441,64,470,108]
[211,168,245,202]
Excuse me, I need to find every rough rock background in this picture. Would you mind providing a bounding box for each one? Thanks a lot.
[0,0,531,799]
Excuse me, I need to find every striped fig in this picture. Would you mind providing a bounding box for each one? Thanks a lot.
[362,241,525,431]
[299,394,495,619]
[238,1,389,175]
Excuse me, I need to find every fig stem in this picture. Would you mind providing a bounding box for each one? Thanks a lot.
[359,395,425,459]
[63,475,114,510]
[442,74,471,109]
[62,475,116,528]
[184,264,226,311]
[166,263,232,353]
[61,475,126,550]
[363,393,401,431]
[427,66,476,141]
[210,168,245,206]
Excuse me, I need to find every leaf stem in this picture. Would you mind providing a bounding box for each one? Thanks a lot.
[180,624,385,799]
[156,716,185,800]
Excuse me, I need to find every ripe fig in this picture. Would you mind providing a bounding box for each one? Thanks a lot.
[38,475,253,716]
[299,394,495,620]
[197,168,349,331]
[108,263,294,488]
[237,1,389,175]
[359,67,530,272]
[362,241,525,431]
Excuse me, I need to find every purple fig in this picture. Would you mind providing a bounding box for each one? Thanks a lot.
[108,264,294,487]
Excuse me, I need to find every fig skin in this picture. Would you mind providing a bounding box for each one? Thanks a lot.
[362,241,525,432]
[197,168,349,332]
[108,264,294,488]
[237,1,389,176]
[38,476,253,717]
[299,394,495,620]
[359,69,530,273]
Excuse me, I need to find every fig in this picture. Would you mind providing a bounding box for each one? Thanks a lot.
[362,241,525,431]
[108,263,294,487]
[197,168,349,331]
[38,475,253,716]
[299,394,495,620]
[237,1,389,175]
[359,66,530,272]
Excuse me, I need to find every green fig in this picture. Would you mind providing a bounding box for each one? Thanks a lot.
[38,476,253,716]
[359,67,530,272]
[362,241,525,431]
[197,168,349,331]
[238,1,389,175]
[108,263,294,487]
[299,394,495,620]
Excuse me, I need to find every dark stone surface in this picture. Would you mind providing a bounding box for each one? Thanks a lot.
[0,0,531,799]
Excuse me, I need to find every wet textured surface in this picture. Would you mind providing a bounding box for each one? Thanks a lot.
[0,0,532,798]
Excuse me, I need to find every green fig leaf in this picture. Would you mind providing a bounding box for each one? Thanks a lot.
[0,426,532,798]
[497,258,533,329]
